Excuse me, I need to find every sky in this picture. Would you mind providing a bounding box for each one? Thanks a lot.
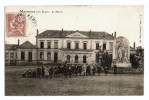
[5,5,144,47]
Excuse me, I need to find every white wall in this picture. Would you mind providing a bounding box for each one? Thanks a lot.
[37,38,114,63]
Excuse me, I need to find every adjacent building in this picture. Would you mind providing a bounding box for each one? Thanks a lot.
[5,44,18,65]
[16,41,37,65]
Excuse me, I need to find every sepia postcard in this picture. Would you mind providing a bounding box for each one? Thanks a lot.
[5,5,144,96]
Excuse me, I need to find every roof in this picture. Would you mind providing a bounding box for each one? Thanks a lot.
[5,44,18,50]
[36,30,115,40]
[18,41,37,49]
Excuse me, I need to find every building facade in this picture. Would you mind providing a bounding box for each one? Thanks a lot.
[35,29,115,65]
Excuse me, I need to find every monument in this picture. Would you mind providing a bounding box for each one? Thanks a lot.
[113,36,131,68]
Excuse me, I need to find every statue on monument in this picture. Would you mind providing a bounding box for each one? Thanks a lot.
[117,42,129,63]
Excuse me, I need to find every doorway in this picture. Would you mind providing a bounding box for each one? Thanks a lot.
[83,55,86,63]
[54,52,58,63]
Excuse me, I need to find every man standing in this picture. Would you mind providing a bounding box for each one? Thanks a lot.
[41,66,45,78]
[63,64,68,78]
[74,65,78,76]
[105,66,108,76]
[36,66,41,78]
[44,66,49,78]
[92,65,96,76]
[78,65,82,76]
[68,65,72,78]
[113,64,117,75]
[82,64,87,76]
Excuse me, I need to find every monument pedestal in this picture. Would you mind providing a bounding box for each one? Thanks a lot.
[112,61,131,68]
[115,62,131,68]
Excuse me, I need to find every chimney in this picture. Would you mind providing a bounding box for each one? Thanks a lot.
[36,29,39,47]
[36,29,39,36]
[90,30,92,36]
[133,42,136,49]
[112,33,113,36]
[114,31,116,38]
[18,39,20,46]
[62,28,63,32]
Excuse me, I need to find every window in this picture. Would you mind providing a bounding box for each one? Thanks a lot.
[47,42,51,49]
[83,55,86,63]
[67,55,70,63]
[54,41,58,49]
[83,43,87,50]
[103,43,106,50]
[21,52,25,60]
[109,42,113,50]
[75,42,79,49]
[67,42,71,49]
[47,52,51,60]
[40,42,44,48]
[10,53,14,59]
[96,43,99,50]
[75,55,78,63]
[5,53,9,58]
[40,52,44,60]
[5,60,8,63]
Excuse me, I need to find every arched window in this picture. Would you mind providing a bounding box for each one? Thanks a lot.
[83,55,86,63]
[47,52,51,60]
[67,55,70,63]
[75,55,78,63]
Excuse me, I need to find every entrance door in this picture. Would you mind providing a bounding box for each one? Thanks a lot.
[28,52,32,62]
[83,55,86,63]
[54,52,58,63]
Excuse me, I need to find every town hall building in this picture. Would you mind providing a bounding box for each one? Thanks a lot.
[35,29,115,65]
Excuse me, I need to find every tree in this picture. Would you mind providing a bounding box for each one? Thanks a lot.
[130,46,144,69]
[99,51,112,70]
